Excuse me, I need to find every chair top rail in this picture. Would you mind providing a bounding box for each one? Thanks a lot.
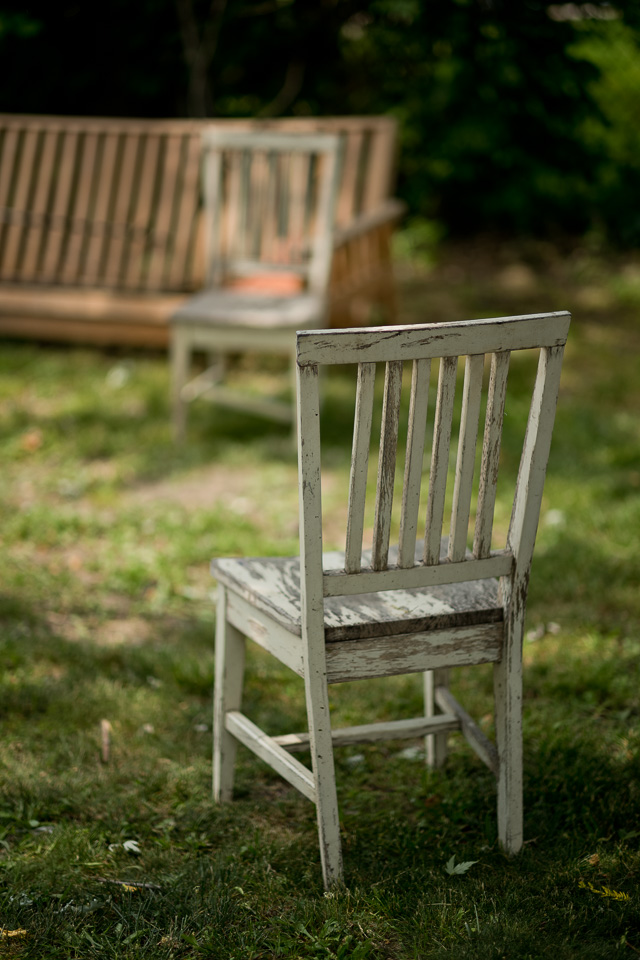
[296,312,571,367]
[202,131,341,154]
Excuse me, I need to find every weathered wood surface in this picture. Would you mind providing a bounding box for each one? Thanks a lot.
[0,113,403,345]
[274,714,460,752]
[212,312,570,889]
[296,312,572,366]
[212,546,503,643]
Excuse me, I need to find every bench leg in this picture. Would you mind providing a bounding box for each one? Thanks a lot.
[213,586,246,802]
[425,668,449,768]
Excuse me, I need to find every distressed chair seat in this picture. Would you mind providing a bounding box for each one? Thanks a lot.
[212,551,502,643]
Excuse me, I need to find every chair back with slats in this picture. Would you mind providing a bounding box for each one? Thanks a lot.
[201,131,341,296]
[296,312,571,624]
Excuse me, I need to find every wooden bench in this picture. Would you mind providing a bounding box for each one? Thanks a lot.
[0,114,404,348]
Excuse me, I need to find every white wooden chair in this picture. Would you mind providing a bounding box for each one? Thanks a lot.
[211,311,570,888]
[170,130,341,439]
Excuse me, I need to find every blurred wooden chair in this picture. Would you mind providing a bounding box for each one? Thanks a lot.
[170,130,341,439]
[211,311,570,888]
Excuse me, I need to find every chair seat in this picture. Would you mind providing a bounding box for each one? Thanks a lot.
[211,550,503,643]
[171,289,325,329]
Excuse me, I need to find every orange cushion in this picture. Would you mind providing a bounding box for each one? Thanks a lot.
[225,273,304,296]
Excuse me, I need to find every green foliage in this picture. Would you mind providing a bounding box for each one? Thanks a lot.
[0,1,638,241]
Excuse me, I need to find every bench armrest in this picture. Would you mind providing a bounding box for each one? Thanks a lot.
[332,199,407,248]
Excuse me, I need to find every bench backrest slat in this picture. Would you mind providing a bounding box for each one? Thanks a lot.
[0,114,398,295]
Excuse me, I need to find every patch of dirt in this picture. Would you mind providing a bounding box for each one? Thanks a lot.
[46,612,151,646]
[125,464,270,513]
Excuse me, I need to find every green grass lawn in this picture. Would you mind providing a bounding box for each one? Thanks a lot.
[0,242,639,958]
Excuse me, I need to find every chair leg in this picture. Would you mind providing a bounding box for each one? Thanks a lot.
[493,640,523,854]
[424,668,449,767]
[171,329,190,443]
[304,672,343,888]
[213,587,246,802]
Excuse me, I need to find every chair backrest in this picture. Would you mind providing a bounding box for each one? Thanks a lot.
[201,131,341,296]
[295,312,570,622]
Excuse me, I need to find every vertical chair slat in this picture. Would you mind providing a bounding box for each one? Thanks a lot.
[288,151,310,265]
[449,354,485,562]
[310,144,339,294]
[249,149,267,261]
[39,130,78,282]
[260,150,278,262]
[372,360,403,571]
[345,362,376,573]
[20,128,57,280]
[2,128,39,277]
[507,345,566,568]
[102,133,140,287]
[221,149,241,265]
[398,358,431,568]
[204,145,224,286]
[474,351,510,558]
[60,132,99,284]
[424,356,458,565]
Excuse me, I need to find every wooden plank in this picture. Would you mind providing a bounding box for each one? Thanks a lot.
[398,358,431,568]
[474,351,510,558]
[337,130,363,226]
[323,552,513,597]
[82,131,119,285]
[225,710,316,802]
[296,313,572,366]
[345,362,376,573]
[213,586,246,801]
[203,142,224,285]
[274,714,460,752]
[204,130,339,154]
[19,129,57,280]
[122,133,160,289]
[39,129,78,282]
[372,360,403,570]
[288,150,310,266]
[449,354,484,561]
[325,622,503,683]
[435,686,498,776]
[146,134,182,290]
[2,127,39,277]
[507,345,567,570]
[226,589,304,676]
[168,133,202,289]
[424,356,458,564]
[0,127,20,276]
[0,314,170,347]
[60,131,99,284]
[101,132,140,286]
